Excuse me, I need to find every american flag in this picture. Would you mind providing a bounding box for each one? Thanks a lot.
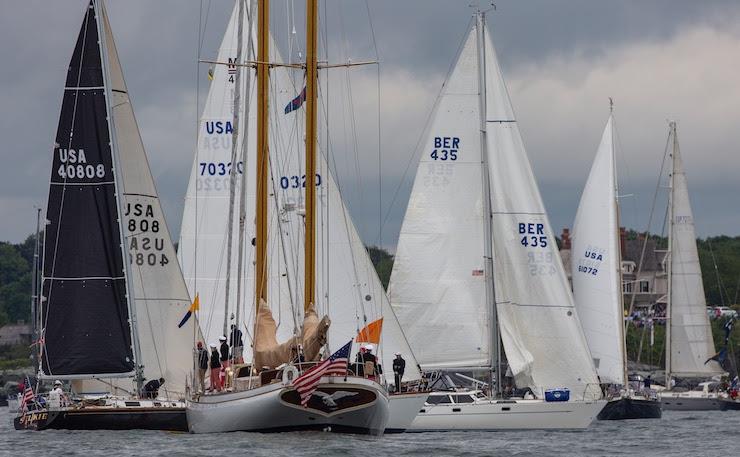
[292,340,352,407]
[21,377,35,412]
[472,269,484,276]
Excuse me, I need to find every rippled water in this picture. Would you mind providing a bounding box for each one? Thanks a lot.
[2,407,738,457]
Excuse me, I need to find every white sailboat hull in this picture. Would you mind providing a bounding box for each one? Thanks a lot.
[386,392,428,433]
[187,376,389,435]
[659,391,724,411]
[407,399,606,431]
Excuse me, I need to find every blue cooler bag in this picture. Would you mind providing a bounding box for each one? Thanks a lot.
[544,388,570,402]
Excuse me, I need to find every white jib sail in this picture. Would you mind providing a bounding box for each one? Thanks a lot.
[390,28,490,370]
[178,2,298,347]
[482,26,599,395]
[669,125,723,377]
[100,3,196,397]
[571,115,626,385]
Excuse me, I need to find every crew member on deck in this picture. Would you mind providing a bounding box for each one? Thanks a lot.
[48,380,67,409]
[210,343,222,392]
[392,352,406,393]
[230,324,244,364]
[363,344,381,379]
[143,378,165,399]
[219,336,230,369]
[196,341,209,393]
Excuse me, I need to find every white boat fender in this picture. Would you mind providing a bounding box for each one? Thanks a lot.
[282,365,300,385]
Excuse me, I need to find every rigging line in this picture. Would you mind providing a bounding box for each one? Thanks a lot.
[363,0,382,248]
[336,1,365,228]
[43,5,94,374]
[706,237,726,307]
[316,80,367,331]
[625,127,671,331]
[380,17,475,236]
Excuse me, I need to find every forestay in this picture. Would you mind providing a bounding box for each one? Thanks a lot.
[571,115,626,385]
[390,29,490,369]
[483,26,599,394]
[668,126,723,377]
[41,1,135,379]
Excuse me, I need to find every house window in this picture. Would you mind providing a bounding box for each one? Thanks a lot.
[623,282,633,293]
[639,280,649,293]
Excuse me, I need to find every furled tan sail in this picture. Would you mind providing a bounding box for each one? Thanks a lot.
[253,299,330,369]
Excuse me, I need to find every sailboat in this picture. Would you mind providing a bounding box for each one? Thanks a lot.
[182,0,411,435]
[389,10,605,431]
[14,0,196,431]
[658,122,726,411]
[571,108,661,420]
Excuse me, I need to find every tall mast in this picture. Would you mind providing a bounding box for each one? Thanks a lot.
[255,0,270,309]
[475,10,500,396]
[30,207,41,368]
[95,0,143,392]
[610,103,629,387]
[304,0,318,313]
[665,121,676,388]
[224,0,247,336]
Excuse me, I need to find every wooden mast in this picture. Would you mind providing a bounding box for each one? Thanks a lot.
[304,0,318,313]
[255,0,269,308]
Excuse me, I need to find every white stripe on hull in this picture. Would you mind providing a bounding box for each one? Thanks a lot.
[407,399,606,431]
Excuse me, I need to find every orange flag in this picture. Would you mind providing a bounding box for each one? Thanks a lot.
[355,318,383,344]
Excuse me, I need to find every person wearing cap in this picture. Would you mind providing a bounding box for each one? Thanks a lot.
[230,324,244,364]
[219,336,230,369]
[365,344,381,377]
[48,380,67,409]
[196,341,209,393]
[354,345,368,376]
[209,343,222,392]
[392,352,406,393]
[143,378,165,399]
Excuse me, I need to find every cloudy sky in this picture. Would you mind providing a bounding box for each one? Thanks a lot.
[2,0,739,249]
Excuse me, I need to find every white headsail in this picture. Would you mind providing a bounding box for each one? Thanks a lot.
[571,115,626,385]
[667,123,723,377]
[390,29,489,370]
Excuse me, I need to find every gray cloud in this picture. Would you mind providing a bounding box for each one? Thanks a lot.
[1,0,739,249]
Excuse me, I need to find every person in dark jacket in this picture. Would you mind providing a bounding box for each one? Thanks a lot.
[219,335,230,369]
[230,324,244,364]
[209,343,222,392]
[196,341,209,393]
[143,378,165,399]
[392,352,406,393]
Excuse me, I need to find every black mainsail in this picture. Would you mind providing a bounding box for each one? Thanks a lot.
[41,1,134,378]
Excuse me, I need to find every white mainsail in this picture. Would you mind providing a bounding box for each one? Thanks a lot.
[667,123,723,378]
[571,115,626,385]
[391,21,599,394]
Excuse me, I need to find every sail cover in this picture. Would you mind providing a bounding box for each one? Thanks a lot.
[483,26,599,394]
[390,29,490,369]
[99,2,198,396]
[571,116,626,385]
[668,125,724,377]
[40,1,134,378]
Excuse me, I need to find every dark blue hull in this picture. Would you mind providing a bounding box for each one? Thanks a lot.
[597,397,662,420]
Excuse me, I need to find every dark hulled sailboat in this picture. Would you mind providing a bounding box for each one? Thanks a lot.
[14,0,193,431]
